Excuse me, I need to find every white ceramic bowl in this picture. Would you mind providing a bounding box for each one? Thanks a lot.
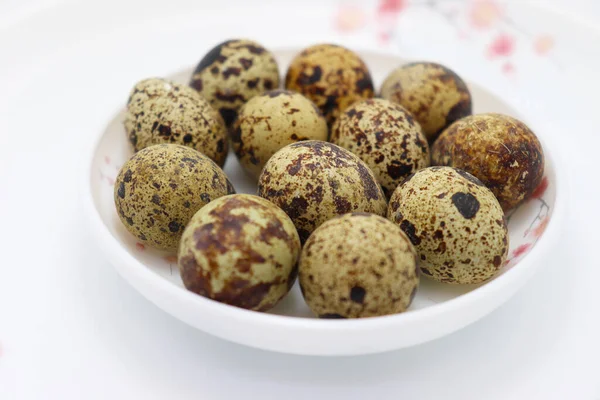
[84,48,564,356]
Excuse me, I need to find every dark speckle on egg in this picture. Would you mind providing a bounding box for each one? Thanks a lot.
[189,39,280,127]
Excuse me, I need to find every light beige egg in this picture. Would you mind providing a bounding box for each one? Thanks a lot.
[387,167,508,284]
[178,194,301,311]
[124,78,228,167]
[189,39,280,126]
[299,212,419,318]
[431,113,544,211]
[331,98,430,198]
[114,144,235,251]
[257,141,387,243]
[380,62,472,142]
[231,90,328,178]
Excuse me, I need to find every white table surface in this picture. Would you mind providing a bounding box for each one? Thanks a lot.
[1,0,599,398]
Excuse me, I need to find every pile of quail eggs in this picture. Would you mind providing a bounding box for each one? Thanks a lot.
[115,39,545,319]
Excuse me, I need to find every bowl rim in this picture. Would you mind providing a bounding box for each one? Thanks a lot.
[82,46,568,334]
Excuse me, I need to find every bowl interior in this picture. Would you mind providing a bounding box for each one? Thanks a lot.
[91,49,556,318]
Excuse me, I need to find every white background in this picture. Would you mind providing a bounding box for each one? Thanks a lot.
[0,0,599,399]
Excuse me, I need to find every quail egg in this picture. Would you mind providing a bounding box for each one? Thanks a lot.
[178,194,301,311]
[189,39,280,126]
[387,167,508,284]
[431,113,544,211]
[258,141,387,243]
[231,89,328,178]
[380,62,472,141]
[114,144,235,251]
[299,212,419,318]
[331,98,430,198]
[285,44,374,127]
[124,78,228,167]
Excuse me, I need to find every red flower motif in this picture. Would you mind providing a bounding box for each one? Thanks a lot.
[488,34,515,58]
[502,62,515,75]
[531,176,549,199]
[469,0,502,29]
[512,243,532,258]
[106,176,115,186]
[378,31,392,44]
[378,0,406,14]
[532,216,550,238]
[534,35,554,55]
[334,4,366,33]
[135,243,145,251]
[164,255,177,263]
[104,156,111,165]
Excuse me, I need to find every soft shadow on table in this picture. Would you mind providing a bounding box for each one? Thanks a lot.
[76,220,575,399]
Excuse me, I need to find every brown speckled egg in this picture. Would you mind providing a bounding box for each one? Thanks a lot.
[387,167,508,284]
[380,62,472,141]
[431,113,544,211]
[178,194,301,311]
[189,39,280,126]
[231,90,328,178]
[114,144,235,251]
[285,44,374,127]
[124,78,228,167]
[331,98,430,198]
[299,212,419,318]
[258,141,387,243]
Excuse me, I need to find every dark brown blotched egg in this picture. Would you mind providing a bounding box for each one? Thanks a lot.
[189,39,280,126]
[380,62,472,142]
[285,44,374,127]
[114,144,235,251]
[258,140,387,243]
[299,212,419,318]
[431,113,544,211]
[331,98,430,198]
[387,167,508,284]
[178,194,301,311]
[231,90,328,178]
[125,78,228,167]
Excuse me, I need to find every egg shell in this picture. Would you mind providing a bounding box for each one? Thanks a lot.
[231,89,328,178]
[387,167,508,284]
[380,62,472,141]
[178,194,301,311]
[431,113,544,211]
[285,44,374,127]
[299,212,419,318]
[124,78,228,167]
[331,98,430,198]
[114,144,235,251]
[189,39,280,126]
[257,140,387,243]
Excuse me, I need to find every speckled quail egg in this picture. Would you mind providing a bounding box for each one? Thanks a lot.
[124,78,228,167]
[285,44,374,127]
[114,144,235,251]
[258,141,387,243]
[231,89,328,178]
[178,194,301,311]
[299,212,419,318]
[189,39,280,126]
[431,113,544,211]
[331,98,430,198]
[387,167,508,284]
[380,62,472,142]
